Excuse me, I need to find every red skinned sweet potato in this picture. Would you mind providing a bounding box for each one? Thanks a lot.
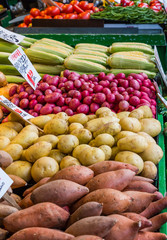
[49,165,94,185]
[73,236,103,240]
[134,231,167,240]
[7,227,74,240]
[72,189,132,215]
[19,193,33,209]
[67,202,103,227]
[3,202,69,233]
[65,216,116,237]
[0,228,8,240]
[31,180,89,207]
[140,197,167,218]
[124,191,156,213]
[122,212,152,230]
[124,180,157,193]
[86,169,135,192]
[105,214,140,240]
[154,191,163,200]
[89,161,138,176]
[133,176,153,183]
[143,212,167,232]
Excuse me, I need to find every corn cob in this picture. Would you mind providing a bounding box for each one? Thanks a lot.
[0,65,20,75]
[33,64,65,75]
[40,38,73,50]
[64,57,108,73]
[25,48,64,65]
[75,43,108,53]
[23,37,37,43]
[74,49,108,58]
[110,51,155,62]
[31,44,71,58]
[0,39,19,53]
[0,52,11,64]
[6,75,25,83]
[110,69,156,79]
[111,42,152,49]
[68,54,107,66]
[19,40,32,48]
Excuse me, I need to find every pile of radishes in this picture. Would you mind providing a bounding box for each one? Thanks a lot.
[7,70,157,117]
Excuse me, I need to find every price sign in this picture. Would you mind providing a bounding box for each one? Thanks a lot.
[8,47,41,90]
[0,96,33,120]
[0,27,24,45]
[0,168,13,199]
[163,0,167,11]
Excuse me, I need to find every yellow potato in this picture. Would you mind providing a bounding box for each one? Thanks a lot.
[0,126,18,140]
[117,111,130,120]
[30,115,52,129]
[79,147,105,166]
[21,125,39,135]
[48,149,66,164]
[119,117,141,133]
[93,122,121,138]
[137,132,156,145]
[117,135,148,153]
[5,161,32,182]
[53,112,69,121]
[69,123,84,133]
[11,131,38,149]
[57,135,66,140]
[72,144,91,159]
[115,151,144,174]
[44,118,68,135]
[25,141,52,163]
[60,156,80,169]
[0,122,23,132]
[87,115,97,121]
[35,134,59,148]
[0,136,10,150]
[7,112,24,125]
[110,146,120,159]
[96,107,116,118]
[3,144,23,161]
[139,118,161,137]
[139,143,163,165]
[94,133,115,147]
[47,114,56,119]
[71,128,92,144]
[99,145,112,160]
[31,157,59,182]
[140,161,157,179]
[0,150,13,169]
[89,139,96,147]
[114,131,137,143]
[20,150,26,161]
[68,113,88,125]
[58,135,79,154]
[138,105,153,118]
[129,108,144,119]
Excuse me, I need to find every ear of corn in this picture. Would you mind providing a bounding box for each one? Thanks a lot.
[25,48,64,65]
[6,75,25,83]
[40,38,74,50]
[0,52,11,64]
[111,51,154,62]
[75,43,108,53]
[111,42,152,49]
[33,64,65,75]
[19,40,32,48]
[67,54,107,66]
[110,69,156,79]
[0,39,19,53]
[74,49,108,58]
[0,65,20,75]
[23,37,37,43]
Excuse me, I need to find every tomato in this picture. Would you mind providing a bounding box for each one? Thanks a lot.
[24,15,33,25]
[46,6,53,15]
[129,1,135,6]
[40,10,46,17]
[151,3,162,9]
[54,15,63,19]
[73,4,84,13]
[30,8,40,17]
[66,13,78,19]
[150,0,160,4]
[85,3,94,10]
[79,1,89,10]
[18,23,27,28]
[85,9,94,14]
[50,6,60,16]
[56,2,64,8]
[62,4,74,13]
[78,12,90,19]
[35,16,42,19]
[138,2,149,7]
[70,0,79,5]
[60,13,67,18]
[149,3,162,11]
[44,15,52,19]
[92,6,100,12]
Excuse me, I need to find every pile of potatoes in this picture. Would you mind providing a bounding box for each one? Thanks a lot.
[0,105,163,183]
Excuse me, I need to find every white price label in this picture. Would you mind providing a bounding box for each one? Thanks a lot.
[0,168,13,199]
[8,47,41,90]
[163,0,167,11]
[0,96,33,120]
[0,27,24,45]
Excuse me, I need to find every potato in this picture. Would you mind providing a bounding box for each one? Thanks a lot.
[21,125,39,135]
[20,150,26,161]
[94,134,115,147]
[139,143,163,165]
[117,111,130,120]
[99,111,117,118]
[114,131,137,143]
[71,129,92,144]
[110,146,120,159]
[140,161,157,179]
[53,112,69,121]
[48,150,66,164]
[87,115,97,121]
[96,107,116,117]
[31,157,59,182]
[89,140,96,147]
[3,144,23,161]
[35,135,59,148]
[119,117,141,132]
[25,141,52,163]
[0,150,13,169]
[30,116,51,129]
[44,118,68,135]
[58,135,79,154]
[99,145,112,160]
[69,123,84,133]
[57,135,66,140]
[115,151,144,174]
[69,114,88,125]
[0,122,23,132]
[73,145,91,159]
[117,135,148,153]
[11,131,38,149]
[138,105,153,118]
[138,132,156,145]
[5,161,32,182]
[7,112,24,125]
[0,136,10,150]
[47,114,56,119]
[139,118,161,137]
[79,147,105,166]
[0,126,18,140]
[93,122,121,138]
[60,156,81,169]
[129,108,144,119]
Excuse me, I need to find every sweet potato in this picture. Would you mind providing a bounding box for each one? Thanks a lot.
[86,169,135,192]
[0,228,8,240]
[0,204,18,218]
[3,202,69,233]
[89,161,138,176]
[124,191,156,213]
[8,175,27,189]
[143,212,167,232]
[133,176,153,183]
[67,202,103,227]
[72,189,132,215]
[134,231,167,240]
[105,214,140,240]
[124,180,157,193]
[140,197,167,218]
[31,180,89,206]
[154,191,163,200]
[7,227,74,240]
[65,216,116,237]
[74,236,103,240]
[10,194,22,204]
[19,193,33,209]
[122,212,152,230]
[49,165,94,185]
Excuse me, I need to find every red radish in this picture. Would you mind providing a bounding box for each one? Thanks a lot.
[90,103,99,113]
[77,104,89,114]
[93,93,106,104]
[53,106,62,114]
[69,98,81,111]
[65,108,74,116]
[20,99,29,109]
[129,96,140,106]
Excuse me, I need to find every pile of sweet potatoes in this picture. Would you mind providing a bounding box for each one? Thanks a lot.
[1,163,167,240]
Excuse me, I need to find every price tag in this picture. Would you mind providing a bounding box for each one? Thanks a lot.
[0,95,33,120]
[8,47,41,90]
[163,0,167,11]
[0,27,24,45]
[154,46,167,87]
[0,168,13,199]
